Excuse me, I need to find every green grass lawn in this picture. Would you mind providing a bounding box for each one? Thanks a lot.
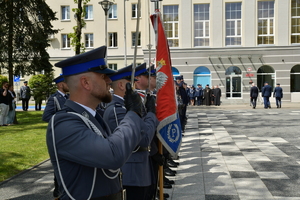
[0,111,49,182]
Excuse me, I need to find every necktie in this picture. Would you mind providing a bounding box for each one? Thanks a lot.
[64,94,69,99]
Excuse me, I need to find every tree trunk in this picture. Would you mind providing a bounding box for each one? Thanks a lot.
[75,0,83,55]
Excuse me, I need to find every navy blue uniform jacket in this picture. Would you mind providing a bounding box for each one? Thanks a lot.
[46,100,145,200]
[42,91,67,122]
[273,87,283,98]
[262,85,272,97]
[103,94,159,187]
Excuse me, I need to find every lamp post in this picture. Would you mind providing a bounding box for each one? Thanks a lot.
[99,0,114,62]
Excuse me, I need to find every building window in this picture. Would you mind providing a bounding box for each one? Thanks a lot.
[84,5,93,20]
[132,32,141,47]
[61,6,70,20]
[108,64,117,70]
[108,4,117,19]
[225,2,242,46]
[291,65,300,92]
[132,4,141,18]
[194,4,210,47]
[257,65,275,90]
[85,34,94,48]
[291,0,300,44]
[163,5,179,47]
[258,1,274,45]
[62,34,70,48]
[108,32,118,47]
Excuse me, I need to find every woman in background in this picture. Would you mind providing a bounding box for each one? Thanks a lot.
[7,84,16,125]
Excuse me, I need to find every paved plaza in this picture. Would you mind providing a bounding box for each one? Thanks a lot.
[1,103,300,200]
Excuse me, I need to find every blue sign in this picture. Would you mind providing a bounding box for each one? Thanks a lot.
[14,76,20,82]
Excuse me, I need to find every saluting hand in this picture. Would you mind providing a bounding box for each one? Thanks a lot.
[124,82,142,117]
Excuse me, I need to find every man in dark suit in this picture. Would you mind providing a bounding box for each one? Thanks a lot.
[103,64,158,200]
[273,83,283,108]
[250,83,259,109]
[46,46,146,200]
[20,81,31,111]
[261,82,272,109]
[42,75,69,123]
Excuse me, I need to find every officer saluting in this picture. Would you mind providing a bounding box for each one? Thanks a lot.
[103,64,158,200]
[46,46,145,200]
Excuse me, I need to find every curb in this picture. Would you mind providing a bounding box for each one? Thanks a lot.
[0,159,50,186]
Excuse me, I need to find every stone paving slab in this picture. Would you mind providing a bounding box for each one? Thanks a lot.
[1,104,300,200]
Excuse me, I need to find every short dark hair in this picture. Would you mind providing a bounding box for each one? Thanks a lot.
[2,81,8,86]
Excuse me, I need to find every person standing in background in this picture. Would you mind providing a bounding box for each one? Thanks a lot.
[42,75,69,123]
[189,85,195,106]
[6,84,16,125]
[273,83,283,108]
[261,82,272,109]
[20,81,31,111]
[250,83,259,109]
[195,84,203,106]
[0,82,9,126]
[203,84,211,106]
[211,86,215,105]
[214,85,222,106]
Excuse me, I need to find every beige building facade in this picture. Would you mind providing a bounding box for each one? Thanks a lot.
[46,0,300,103]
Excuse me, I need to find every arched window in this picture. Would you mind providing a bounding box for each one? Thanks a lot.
[193,66,211,86]
[291,65,300,92]
[225,66,242,75]
[257,65,275,91]
[172,67,180,80]
[172,67,180,76]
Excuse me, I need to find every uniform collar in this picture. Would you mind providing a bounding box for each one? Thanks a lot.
[57,90,66,97]
[113,94,124,101]
[73,101,96,117]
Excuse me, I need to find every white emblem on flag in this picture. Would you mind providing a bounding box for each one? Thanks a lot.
[167,123,180,143]
[156,71,168,91]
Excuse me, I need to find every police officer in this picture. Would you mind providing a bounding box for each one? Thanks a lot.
[42,75,69,198]
[195,84,203,106]
[103,63,159,200]
[42,75,69,123]
[46,46,146,200]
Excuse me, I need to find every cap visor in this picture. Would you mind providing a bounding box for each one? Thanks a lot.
[93,68,116,75]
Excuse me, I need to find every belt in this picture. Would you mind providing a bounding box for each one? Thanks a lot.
[91,190,123,200]
[133,146,150,153]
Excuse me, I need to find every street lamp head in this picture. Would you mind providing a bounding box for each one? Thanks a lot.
[99,0,114,15]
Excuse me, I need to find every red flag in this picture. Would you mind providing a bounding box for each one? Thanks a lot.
[150,12,182,156]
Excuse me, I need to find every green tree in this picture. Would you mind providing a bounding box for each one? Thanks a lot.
[0,75,8,86]
[29,74,56,104]
[0,0,58,86]
[69,0,90,55]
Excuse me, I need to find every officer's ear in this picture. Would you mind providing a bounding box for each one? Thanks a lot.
[80,75,92,91]
[118,80,126,91]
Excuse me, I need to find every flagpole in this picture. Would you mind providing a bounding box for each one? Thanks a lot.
[147,0,153,93]
[130,0,141,87]
[152,4,164,200]
[158,140,164,200]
